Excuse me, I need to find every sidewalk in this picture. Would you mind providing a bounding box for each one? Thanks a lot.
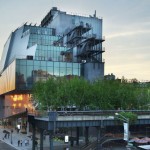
[0,126,75,150]
[0,126,32,150]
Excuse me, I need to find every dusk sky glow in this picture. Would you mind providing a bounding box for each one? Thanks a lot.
[0,0,150,81]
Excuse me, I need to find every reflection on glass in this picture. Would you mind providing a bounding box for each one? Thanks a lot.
[16,59,80,90]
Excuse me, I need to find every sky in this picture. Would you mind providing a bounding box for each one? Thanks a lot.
[0,0,150,81]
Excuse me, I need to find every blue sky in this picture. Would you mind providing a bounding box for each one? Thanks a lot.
[0,0,150,81]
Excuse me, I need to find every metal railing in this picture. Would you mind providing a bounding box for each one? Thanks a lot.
[28,110,150,118]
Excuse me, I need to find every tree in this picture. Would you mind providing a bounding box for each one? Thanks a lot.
[32,78,59,110]
[32,77,150,111]
[115,112,137,124]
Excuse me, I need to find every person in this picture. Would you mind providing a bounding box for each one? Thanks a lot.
[20,140,22,146]
[27,139,29,145]
[35,140,38,150]
[4,133,7,139]
[17,128,19,133]
[8,132,10,139]
[25,139,27,146]
[43,134,46,140]
[4,121,6,128]
[37,139,40,145]
[18,140,20,146]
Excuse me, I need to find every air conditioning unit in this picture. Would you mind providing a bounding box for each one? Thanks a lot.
[27,55,33,60]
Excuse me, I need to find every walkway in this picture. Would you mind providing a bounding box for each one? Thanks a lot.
[0,126,32,150]
[0,126,80,150]
[0,140,17,150]
[0,125,139,150]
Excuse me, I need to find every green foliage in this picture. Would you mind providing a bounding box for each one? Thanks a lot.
[32,77,150,111]
[115,112,138,124]
[32,78,59,110]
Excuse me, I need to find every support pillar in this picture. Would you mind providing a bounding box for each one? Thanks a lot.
[20,117,23,131]
[85,127,89,145]
[32,124,36,150]
[49,131,53,150]
[40,129,44,150]
[76,127,79,145]
[27,122,30,136]
[70,127,74,147]
[97,127,102,150]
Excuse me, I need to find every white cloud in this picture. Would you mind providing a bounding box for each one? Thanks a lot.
[106,30,150,39]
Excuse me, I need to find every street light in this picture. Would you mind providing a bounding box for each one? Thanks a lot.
[115,113,130,147]
[10,129,13,144]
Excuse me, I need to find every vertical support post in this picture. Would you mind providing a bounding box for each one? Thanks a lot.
[97,126,102,150]
[10,129,13,144]
[20,117,23,131]
[125,119,129,148]
[40,129,44,150]
[76,127,79,145]
[27,122,30,136]
[49,131,53,150]
[32,124,36,150]
[115,113,130,148]
[85,127,89,145]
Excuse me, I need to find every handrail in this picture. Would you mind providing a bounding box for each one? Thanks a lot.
[28,110,150,118]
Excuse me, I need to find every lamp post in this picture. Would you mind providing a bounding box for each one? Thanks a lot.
[115,113,129,148]
[10,129,13,144]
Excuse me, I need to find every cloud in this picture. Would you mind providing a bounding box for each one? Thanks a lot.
[106,30,150,39]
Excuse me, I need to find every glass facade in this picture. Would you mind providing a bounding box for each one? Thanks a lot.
[23,25,56,48]
[23,25,74,62]
[23,25,55,37]
[35,45,68,62]
[0,9,104,94]
[16,59,80,90]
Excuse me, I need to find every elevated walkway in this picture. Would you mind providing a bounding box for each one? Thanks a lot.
[28,110,150,150]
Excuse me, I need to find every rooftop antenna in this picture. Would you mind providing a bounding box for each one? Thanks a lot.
[94,10,96,17]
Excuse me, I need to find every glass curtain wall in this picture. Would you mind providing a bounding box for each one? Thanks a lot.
[16,59,80,90]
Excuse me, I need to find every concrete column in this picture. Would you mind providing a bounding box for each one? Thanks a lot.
[70,127,73,147]
[97,127,102,150]
[0,96,4,118]
[40,129,44,150]
[27,122,30,136]
[76,127,79,145]
[32,124,36,150]
[49,131,53,150]
[20,118,23,131]
[85,127,89,145]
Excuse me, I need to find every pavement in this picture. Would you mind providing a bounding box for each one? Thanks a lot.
[0,125,133,150]
[0,125,32,150]
[0,140,17,150]
[0,125,80,150]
